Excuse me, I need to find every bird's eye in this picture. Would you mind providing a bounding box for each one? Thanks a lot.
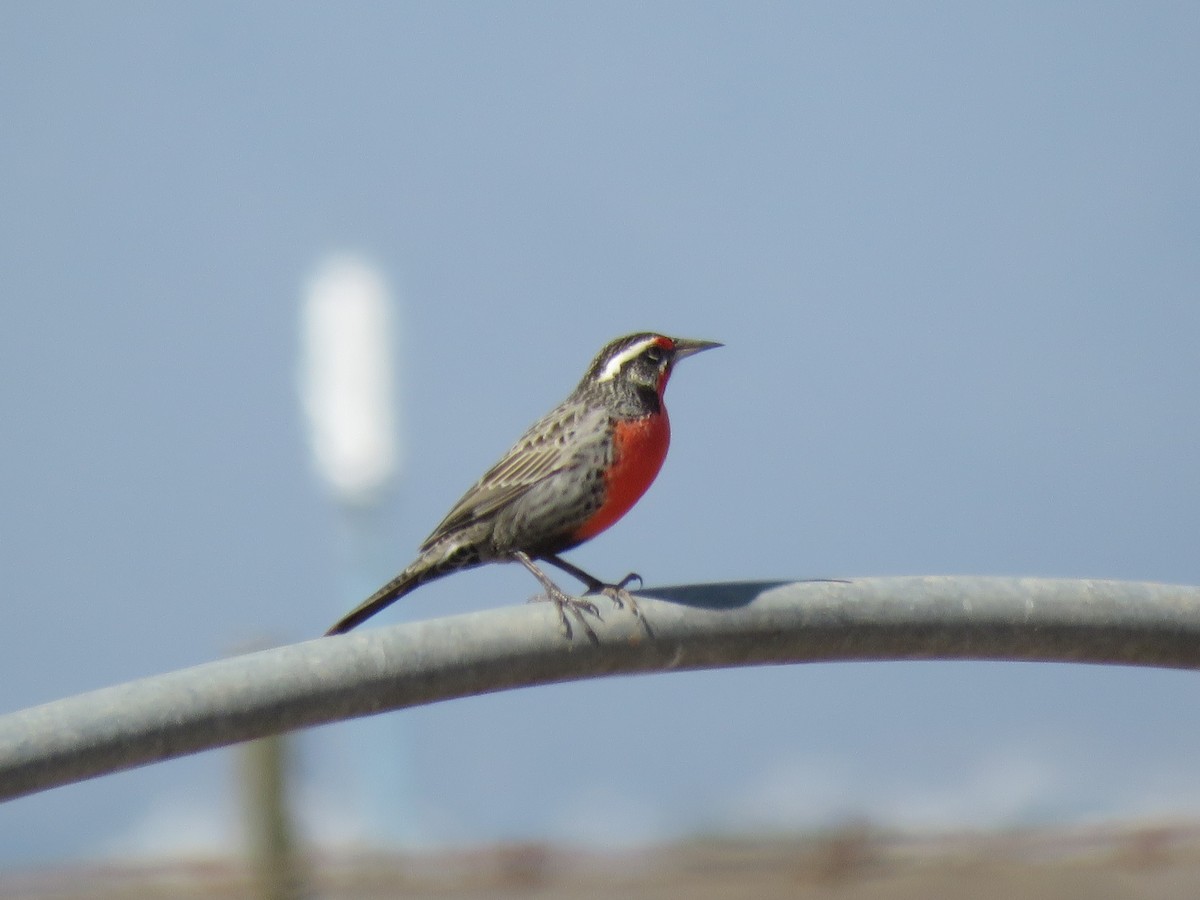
[644,346,665,364]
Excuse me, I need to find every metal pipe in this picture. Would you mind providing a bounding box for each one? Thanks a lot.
[2,576,1199,802]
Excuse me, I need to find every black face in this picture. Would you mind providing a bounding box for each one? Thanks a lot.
[622,342,675,394]
[578,332,721,405]
[641,342,667,367]
[584,333,674,392]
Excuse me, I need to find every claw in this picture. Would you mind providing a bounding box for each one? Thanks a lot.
[537,555,655,635]
[529,589,602,645]
[617,572,643,591]
[582,572,642,599]
[515,551,604,644]
[568,571,653,636]
[600,584,640,618]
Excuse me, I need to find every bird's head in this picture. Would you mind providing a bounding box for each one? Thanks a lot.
[583,332,722,399]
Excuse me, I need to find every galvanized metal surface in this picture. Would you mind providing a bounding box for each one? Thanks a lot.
[2,576,1199,802]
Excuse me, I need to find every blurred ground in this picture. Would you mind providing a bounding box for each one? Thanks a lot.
[2,821,1197,899]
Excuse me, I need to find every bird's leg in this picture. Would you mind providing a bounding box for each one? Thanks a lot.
[541,554,648,625]
[513,551,601,645]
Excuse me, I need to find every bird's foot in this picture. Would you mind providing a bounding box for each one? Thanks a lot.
[585,571,643,614]
[581,572,654,636]
[528,588,602,645]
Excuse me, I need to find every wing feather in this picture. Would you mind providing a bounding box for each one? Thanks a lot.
[419,401,606,551]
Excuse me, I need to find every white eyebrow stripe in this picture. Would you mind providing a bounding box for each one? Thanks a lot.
[596,337,661,381]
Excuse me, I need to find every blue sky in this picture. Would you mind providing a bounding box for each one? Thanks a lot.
[2,3,1199,864]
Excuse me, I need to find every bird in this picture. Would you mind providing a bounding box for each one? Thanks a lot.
[325,331,722,641]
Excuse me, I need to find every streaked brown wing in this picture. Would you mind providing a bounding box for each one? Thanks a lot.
[418,401,604,551]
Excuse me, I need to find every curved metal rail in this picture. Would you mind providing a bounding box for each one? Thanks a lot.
[2,576,1198,802]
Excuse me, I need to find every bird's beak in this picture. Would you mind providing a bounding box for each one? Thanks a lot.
[671,338,723,361]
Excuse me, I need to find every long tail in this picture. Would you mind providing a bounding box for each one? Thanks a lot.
[324,533,482,635]
[323,565,427,636]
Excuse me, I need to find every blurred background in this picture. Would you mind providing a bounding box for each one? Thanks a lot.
[1,1,1199,891]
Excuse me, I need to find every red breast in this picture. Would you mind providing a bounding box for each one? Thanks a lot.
[571,410,671,542]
